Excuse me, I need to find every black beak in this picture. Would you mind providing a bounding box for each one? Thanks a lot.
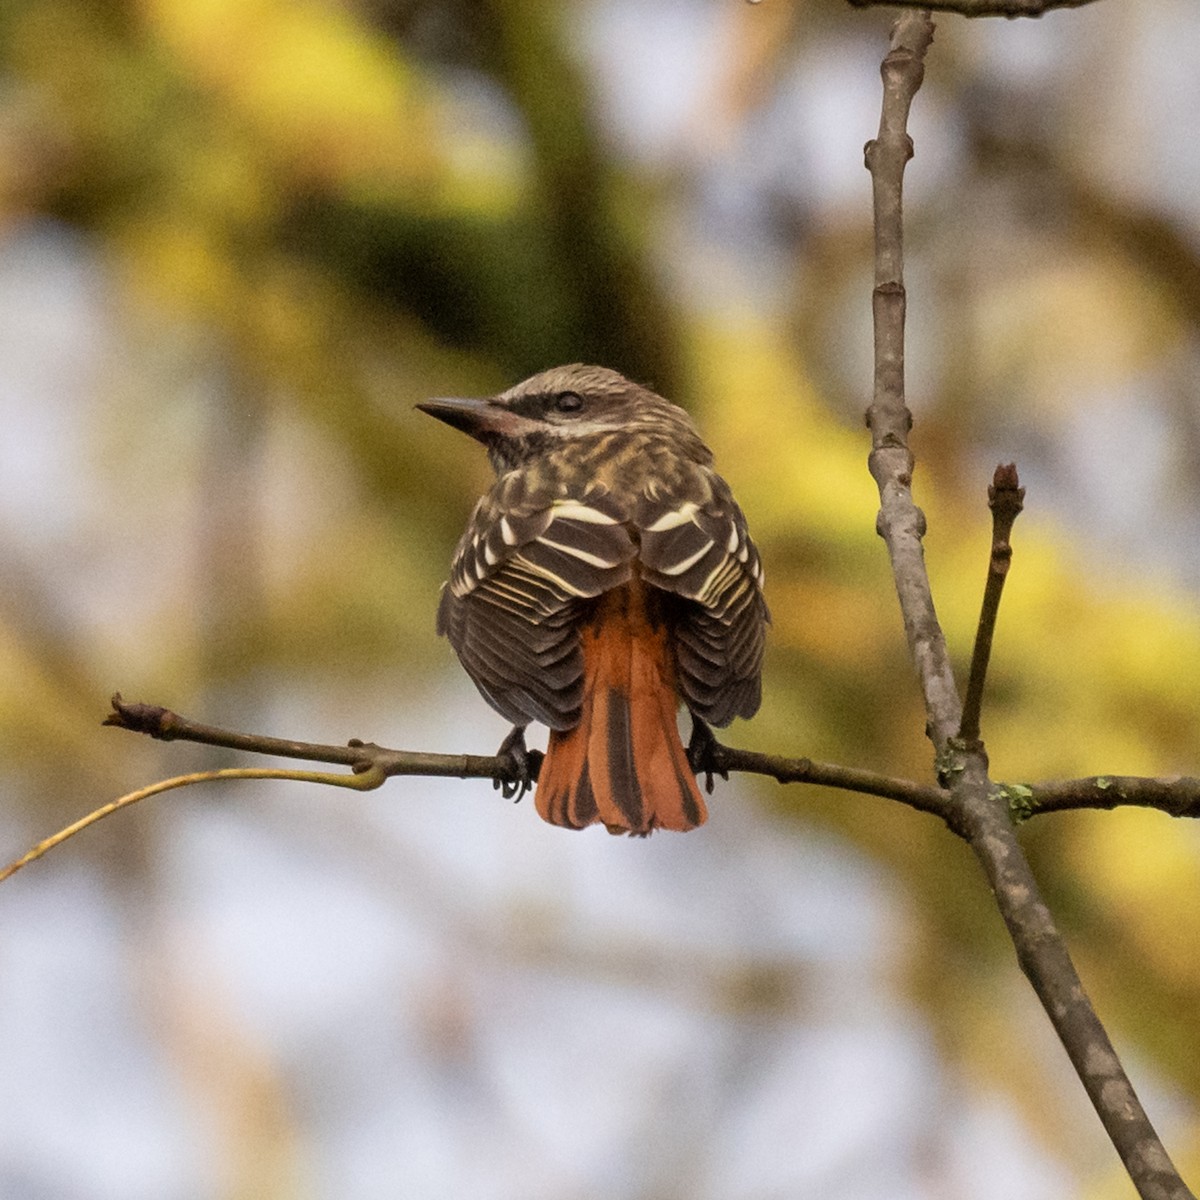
[417,396,532,443]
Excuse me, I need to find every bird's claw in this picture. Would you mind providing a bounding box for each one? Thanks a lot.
[687,717,728,796]
[494,726,541,802]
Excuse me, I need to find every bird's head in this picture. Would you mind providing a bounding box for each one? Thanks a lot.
[418,364,708,474]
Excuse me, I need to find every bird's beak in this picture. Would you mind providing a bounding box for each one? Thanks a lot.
[417,396,532,443]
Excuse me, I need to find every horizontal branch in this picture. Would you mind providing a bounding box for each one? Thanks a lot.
[103,694,532,783]
[846,0,1104,16]
[101,696,1200,824]
[103,694,950,815]
[4,693,1197,890]
[1014,775,1200,821]
[711,744,952,818]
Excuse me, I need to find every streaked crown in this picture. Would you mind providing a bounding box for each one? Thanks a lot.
[420,365,711,475]
[496,365,698,434]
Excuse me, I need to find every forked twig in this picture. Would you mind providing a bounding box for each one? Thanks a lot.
[862,12,1195,1200]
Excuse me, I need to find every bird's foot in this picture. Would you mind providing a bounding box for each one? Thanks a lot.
[495,726,542,802]
[686,717,728,795]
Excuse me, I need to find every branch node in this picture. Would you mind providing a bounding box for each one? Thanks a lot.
[999,783,1036,824]
[103,693,178,740]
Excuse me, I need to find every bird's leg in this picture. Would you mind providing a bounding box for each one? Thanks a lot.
[686,715,728,795]
[494,725,541,802]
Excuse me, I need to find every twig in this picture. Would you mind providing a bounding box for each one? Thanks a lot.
[0,763,386,885]
[1014,775,1200,821]
[102,693,539,783]
[959,464,1025,743]
[861,14,1195,1200]
[0,694,545,885]
[0,695,958,885]
[85,699,1200,828]
[863,12,961,751]
[10,692,1200,889]
[101,695,956,815]
[847,0,1104,15]
[710,745,953,818]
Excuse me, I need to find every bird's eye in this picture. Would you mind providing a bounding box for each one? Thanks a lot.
[554,391,584,414]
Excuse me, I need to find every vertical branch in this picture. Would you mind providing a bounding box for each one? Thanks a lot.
[953,779,1196,1200]
[861,14,1196,1200]
[863,12,962,749]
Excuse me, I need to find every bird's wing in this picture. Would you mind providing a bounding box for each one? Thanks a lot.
[437,486,638,729]
[637,473,769,727]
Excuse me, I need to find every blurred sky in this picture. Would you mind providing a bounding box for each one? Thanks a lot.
[1,2,1199,1199]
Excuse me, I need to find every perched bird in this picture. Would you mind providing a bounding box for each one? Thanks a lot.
[418,365,768,835]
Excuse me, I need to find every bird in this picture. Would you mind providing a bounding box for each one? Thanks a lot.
[418,364,768,836]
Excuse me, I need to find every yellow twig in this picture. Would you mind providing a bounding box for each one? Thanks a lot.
[0,764,386,884]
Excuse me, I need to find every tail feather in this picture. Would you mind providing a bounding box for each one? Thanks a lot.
[536,583,707,836]
[536,720,597,829]
[630,633,705,831]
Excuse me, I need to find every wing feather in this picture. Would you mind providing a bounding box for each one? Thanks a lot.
[439,490,638,729]
[438,453,766,732]
[639,471,768,727]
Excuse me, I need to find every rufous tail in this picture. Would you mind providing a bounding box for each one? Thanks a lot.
[536,582,707,835]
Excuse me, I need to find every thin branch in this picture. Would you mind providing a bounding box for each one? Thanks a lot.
[862,14,1195,1200]
[847,0,1105,16]
[0,695,959,885]
[710,745,953,819]
[863,12,962,750]
[1015,775,1200,821]
[93,695,1200,825]
[103,693,538,784]
[6,692,1194,886]
[0,763,385,885]
[100,694,953,813]
[959,464,1025,743]
[7,702,1199,903]
[100,695,955,815]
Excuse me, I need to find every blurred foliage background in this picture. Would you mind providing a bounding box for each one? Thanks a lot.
[1,0,1199,1197]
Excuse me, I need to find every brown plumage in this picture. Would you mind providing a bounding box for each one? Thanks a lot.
[419,364,768,835]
